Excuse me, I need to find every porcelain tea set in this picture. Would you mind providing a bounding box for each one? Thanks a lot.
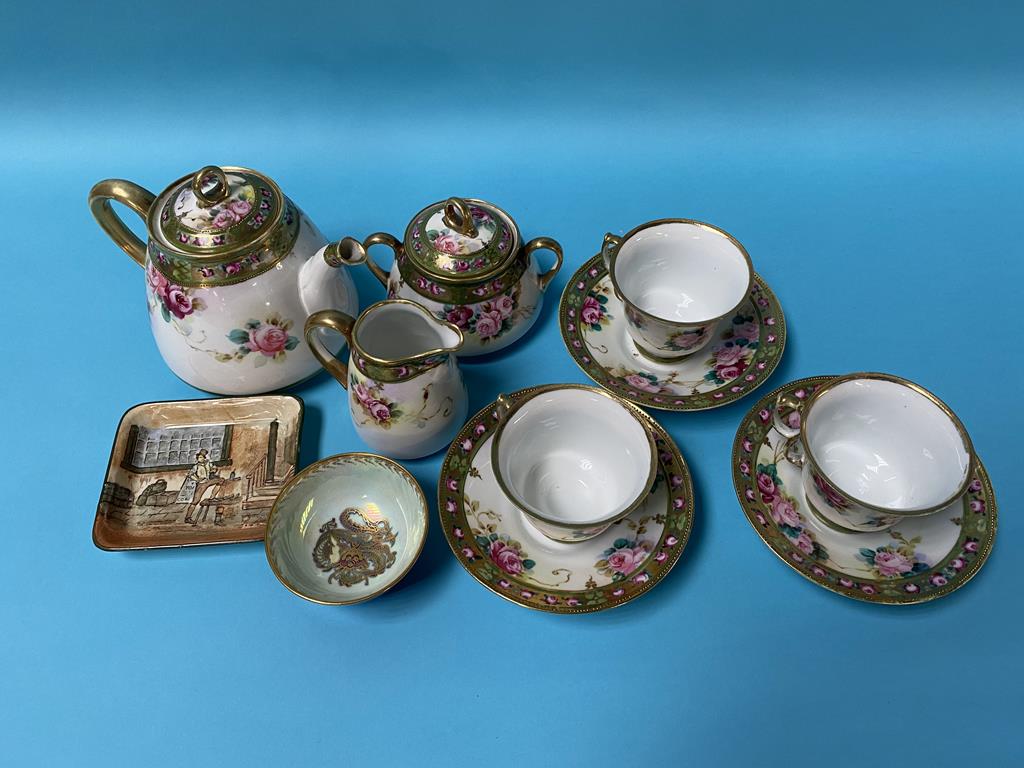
[89,164,996,610]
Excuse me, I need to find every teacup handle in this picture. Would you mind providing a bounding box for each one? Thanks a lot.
[523,237,563,292]
[601,233,622,273]
[304,310,356,388]
[88,179,157,267]
[494,393,514,424]
[773,392,806,466]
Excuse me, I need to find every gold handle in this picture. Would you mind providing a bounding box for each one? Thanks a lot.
[361,232,401,288]
[191,166,230,208]
[304,310,356,388]
[88,179,157,267]
[523,237,563,292]
[494,393,514,425]
[601,233,622,274]
[442,197,478,238]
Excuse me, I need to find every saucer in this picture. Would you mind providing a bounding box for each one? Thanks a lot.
[559,254,786,411]
[733,376,997,604]
[265,453,428,605]
[439,386,695,613]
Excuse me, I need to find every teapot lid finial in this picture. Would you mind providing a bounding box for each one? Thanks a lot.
[152,165,285,258]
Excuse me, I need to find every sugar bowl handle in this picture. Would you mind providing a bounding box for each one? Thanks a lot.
[88,179,157,267]
[523,237,563,292]
[304,310,356,388]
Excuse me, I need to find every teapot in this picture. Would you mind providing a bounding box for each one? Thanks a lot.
[304,300,468,459]
[89,165,360,394]
[334,197,562,355]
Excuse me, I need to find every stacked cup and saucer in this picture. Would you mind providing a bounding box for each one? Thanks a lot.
[439,384,695,613]
[734,373,997,603]
[560,218,787,412]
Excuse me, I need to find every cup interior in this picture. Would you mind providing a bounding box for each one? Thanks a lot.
[805,378,972,512]
[613,221,750,323]
[266,455,427,604]
[355,303,459,360]
[496,389,652,525]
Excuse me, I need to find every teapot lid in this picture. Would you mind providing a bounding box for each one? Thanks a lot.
[150,166,285,257]
[404,198,519,283]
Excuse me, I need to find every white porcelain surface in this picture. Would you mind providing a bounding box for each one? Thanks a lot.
[806,378,972,511]
[265,454,427,604]
[615,222,750,323]
[147,212,357,395]
[493,387,654,541]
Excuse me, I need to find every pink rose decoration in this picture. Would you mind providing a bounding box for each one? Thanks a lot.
[146,263,168,298]
[784,410,801,430]
[624,373,659,393]
[580,296,603,325]
[353,382,372,404]
[434,233,460,255]
[368,400,391,423]
[212,209,238,229]
[445,500,456,513]
[475,309,504,339]
[671,330,705,350]
[735,321,759,341]
[228,199,251,217]
[247,324,290,356]
[771,496,801,528]
[813,473,848,509]
[165,287,194,319]
[968,479,982,493]
[489,541,523,575]
[493,295,515,318]
[756,472,776,497]
[793,530,815,555]
[717,363,744,380]
[461,547,474,559]
[930,574,948,586]
[445,306,474,328]
[964,541,979,553]
[715,344,746,366]
[606,546,646,574]
[873,550,913,577]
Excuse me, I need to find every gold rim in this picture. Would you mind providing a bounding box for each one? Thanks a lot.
[264,452,429,606]
[402,197,522,284]
[350,298,465,366]
[147,165,286,262]
[606,217,755,326]
[489,384,659,530]
[796,372,977,516]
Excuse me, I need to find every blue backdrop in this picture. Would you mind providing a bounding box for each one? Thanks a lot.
[2,2,1020,765]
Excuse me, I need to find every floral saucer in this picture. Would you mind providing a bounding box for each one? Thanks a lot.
[439,386,695,613]
[559,254,786,411]
[733,376,997,604]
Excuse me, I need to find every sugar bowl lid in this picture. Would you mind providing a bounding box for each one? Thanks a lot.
[149,165,285,258]
[404,197,520,283]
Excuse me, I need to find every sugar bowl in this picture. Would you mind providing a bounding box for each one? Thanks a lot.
[333,197,562,355]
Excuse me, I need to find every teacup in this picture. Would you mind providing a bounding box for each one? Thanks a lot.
[601,218,753,361]
[773,373,975,532]
[491,384,657,542]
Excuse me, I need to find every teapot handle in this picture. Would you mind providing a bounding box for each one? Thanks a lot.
[523,237,563,292]
[304,310,355,389]
[88,179,157,267]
